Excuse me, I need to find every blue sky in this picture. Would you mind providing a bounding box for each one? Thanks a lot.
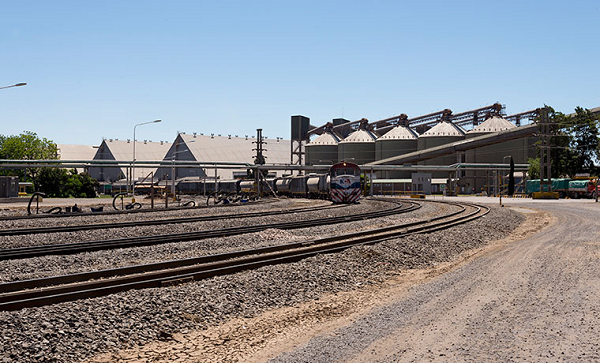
[1,0,599,145]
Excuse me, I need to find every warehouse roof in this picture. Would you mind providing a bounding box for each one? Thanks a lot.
[94,139,172,180]
[56,144,97,161]
[176,133,291,179]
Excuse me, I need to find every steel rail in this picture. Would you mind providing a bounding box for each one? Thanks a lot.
[0,203,349,236]
[0,201,488,311]
[0,199,412,260]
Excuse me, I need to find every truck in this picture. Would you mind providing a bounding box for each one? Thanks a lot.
[525,178,599,198]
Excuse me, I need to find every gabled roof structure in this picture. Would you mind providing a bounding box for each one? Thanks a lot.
[56,144,97,161]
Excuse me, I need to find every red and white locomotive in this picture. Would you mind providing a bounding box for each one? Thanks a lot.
[329,161,361,203]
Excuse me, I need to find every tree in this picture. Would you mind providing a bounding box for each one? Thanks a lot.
[535,107,599,178]
[34,169,98,198]
[0,131,58,181]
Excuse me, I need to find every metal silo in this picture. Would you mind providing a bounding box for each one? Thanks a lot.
[338,119,377,165]
[305,123,341,165]
[417,121,466,177]
[375,122,419,178]
[465,114,535,193]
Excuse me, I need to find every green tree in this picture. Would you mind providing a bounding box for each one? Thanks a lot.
[0,131,58,182]
[34,168,98,198]
[535,107,600,178]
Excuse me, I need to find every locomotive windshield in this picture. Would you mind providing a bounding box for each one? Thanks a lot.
[332,167,359,177]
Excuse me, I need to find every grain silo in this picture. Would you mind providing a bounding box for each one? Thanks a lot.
[375,116,419,178]
[417,118,466,176]
[465,114,536,193]
[305,123,341,165]
[338,119,377,165]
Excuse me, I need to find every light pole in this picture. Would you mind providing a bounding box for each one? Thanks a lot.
[0,83,26,90]
[132,119,161,201]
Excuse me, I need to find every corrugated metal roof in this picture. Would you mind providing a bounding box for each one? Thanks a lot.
[469,116,516,134]
[97,139,172,180]
[339,129,377,143]
[180,134,290,164]
[179,134,291,179]
[420,122,466,137]
[378,125,419,140]
[57,144,97,161]
[308,132,340,145]
[101,139,172,161]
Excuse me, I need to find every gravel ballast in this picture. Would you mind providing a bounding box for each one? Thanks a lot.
[0,199,523,363]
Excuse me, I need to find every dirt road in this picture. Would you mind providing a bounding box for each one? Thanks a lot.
[268,202,600,362]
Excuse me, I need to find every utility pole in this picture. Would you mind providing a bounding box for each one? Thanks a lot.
[253,129,267,197]
[539,107,552,194]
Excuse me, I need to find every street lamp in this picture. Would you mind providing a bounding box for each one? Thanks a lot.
[0,83,27,90]
[132,119,162,201]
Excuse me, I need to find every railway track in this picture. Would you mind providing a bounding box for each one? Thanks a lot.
[0,200,488,311]
[0,199,416,260]
[0,202,349,236]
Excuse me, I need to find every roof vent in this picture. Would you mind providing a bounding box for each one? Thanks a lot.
[144,140,147,144]
[193,132,197,138]
[127,139,130,143]
[228,134,231,139]
[109,139,113,142]
[211,133,214,139]
[245,135,248,140]
[200,133,204,135]
[218,134,221,137]
[160,141,163,145]
[115,139,118,141]
[235,135,238,137]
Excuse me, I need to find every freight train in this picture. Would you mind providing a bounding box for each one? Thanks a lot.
[189,161,362,203]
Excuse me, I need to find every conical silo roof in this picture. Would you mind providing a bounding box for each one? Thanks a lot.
[339,129,377,143]
[419,121,466,137]
[469,115,516,134]
[379,125,419,140]
[308,132,341,145]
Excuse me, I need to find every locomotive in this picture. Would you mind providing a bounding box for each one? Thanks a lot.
[329,161,362,203]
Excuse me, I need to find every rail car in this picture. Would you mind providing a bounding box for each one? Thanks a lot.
[307,174,330,199]
[329,161,361,203]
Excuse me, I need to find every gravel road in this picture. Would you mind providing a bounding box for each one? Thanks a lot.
[268,201,600,363]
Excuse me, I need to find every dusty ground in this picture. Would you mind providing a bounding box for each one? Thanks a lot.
[268,202,600,362]
[86,204,551,363]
